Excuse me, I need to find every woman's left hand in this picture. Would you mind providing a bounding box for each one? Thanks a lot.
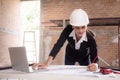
[88,63,98,72]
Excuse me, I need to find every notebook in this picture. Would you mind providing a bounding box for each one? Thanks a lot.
[8,47,39,73]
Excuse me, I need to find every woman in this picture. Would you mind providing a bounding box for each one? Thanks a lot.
[32,9,99,71]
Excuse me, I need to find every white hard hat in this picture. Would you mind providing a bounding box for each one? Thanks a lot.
[69,9,89,26]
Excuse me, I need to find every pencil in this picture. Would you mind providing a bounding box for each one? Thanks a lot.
[92,55,98,63]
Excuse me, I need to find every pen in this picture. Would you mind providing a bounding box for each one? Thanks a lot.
[92,55,98,63]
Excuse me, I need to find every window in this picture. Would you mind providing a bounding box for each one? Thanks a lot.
[20,0,40,63]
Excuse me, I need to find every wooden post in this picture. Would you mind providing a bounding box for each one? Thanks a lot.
[118,22,120,68]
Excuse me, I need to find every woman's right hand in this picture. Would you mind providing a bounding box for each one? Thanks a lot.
[32,56,53,70]
[32,63,48,70]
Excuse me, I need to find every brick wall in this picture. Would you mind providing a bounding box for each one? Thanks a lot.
[41,0,120,21]
[0,0,21,67]
[41,0,120,67]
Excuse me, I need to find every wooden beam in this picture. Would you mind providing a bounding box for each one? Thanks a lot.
[50,17,120,27]
[118,22,120,68]
[21,0,39,1]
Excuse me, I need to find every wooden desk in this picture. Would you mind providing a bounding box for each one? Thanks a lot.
[0,65,120,80]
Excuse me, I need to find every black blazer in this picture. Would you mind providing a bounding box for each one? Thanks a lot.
[49,25,98,64]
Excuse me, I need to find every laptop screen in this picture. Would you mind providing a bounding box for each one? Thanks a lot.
[8,47,30,72]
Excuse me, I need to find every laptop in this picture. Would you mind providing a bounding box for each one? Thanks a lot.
[8,46,37,73]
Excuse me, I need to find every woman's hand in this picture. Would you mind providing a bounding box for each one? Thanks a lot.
[32,56,53,70]
[32,63,48,70]
[88,63,98,72]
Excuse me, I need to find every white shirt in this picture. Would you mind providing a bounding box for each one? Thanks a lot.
[69,30,87,49]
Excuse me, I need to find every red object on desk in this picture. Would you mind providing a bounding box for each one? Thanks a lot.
[113,71,120,74]
[100,68,112,74]
[100,67,120,74]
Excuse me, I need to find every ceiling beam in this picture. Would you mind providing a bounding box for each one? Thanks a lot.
[50,17,120,27]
